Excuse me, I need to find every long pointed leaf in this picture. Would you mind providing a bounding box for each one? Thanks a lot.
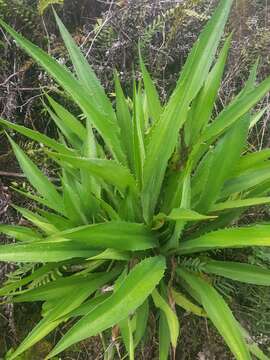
[178,225,270,255]
[8,137,64,214]
[203,260,270,285]
[152,288,179,348]
[48,152,137,194]
[142,0,233,221]
[47,221,157,251]
[0,117,73,155]
[177,268,251,360]
[0,19,125,163]
[0,241,99,262]
[53,10,116,125]
[47,256,166,358]
[114,71,134,170]
[139,52,162,124]
[8,270,119,360]
[188,34,232,145]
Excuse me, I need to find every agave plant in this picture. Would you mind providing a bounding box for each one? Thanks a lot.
[1,1,270,359]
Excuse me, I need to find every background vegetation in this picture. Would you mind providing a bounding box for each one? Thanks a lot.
[0,0,270,359]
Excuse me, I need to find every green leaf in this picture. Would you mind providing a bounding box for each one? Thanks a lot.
[158,311,170,360]
[13,205,59,235]
[114,71,134,170]
[171,288,207,317]
[0,263,57,297]
[0,241,99,262]
[80,121,101,200]
[177,268,251,360]
[88,249,130,261]
[0,19,125,163]
[211,196,270,212]
[202,76,270,143]
[133,82,145,187]
[53,10,117,128]
[221,165,270,198]
[8,270,119,360]
[119,317,135,360]
[203,260,270,286]
[47,256,166,358]
[47,221,157,251]
[38,209,71,231]
[134,300,149,348]
[162,170,192,251]
[8,137,64,214]
[152,288,179,348]
[0,224,42,242]
[177,225,270,255]
[14,272,114,302]
[195,116,249,213]
[67,293,111,317]
[62,176,89,226]
[46,95,86,142]
[139,51,162,124]
[191,146,214,204]
[162,208,217,221]
[142,0,233,221]
[0,117,73,155]
[249,107,268,129]
[187,34,232,145]
[244,58,260,92]
[239,326,270,360]
[234,148,270,175]
[11,187,58,213]
[48,152,137,194]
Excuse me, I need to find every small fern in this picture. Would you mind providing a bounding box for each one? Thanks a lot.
[141,2,207,48]
[179,257,206,272]
[5,264,35,284]
[29,268,63,288]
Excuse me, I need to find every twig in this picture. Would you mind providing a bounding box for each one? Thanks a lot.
[85,0,114,58]
[0,71,21,87]
[0,171,58,182]
[0,171,26,178]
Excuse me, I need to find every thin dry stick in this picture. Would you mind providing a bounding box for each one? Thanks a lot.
[0,171,59,182]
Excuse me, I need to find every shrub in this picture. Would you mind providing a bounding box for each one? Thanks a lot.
[0,1,270,359]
